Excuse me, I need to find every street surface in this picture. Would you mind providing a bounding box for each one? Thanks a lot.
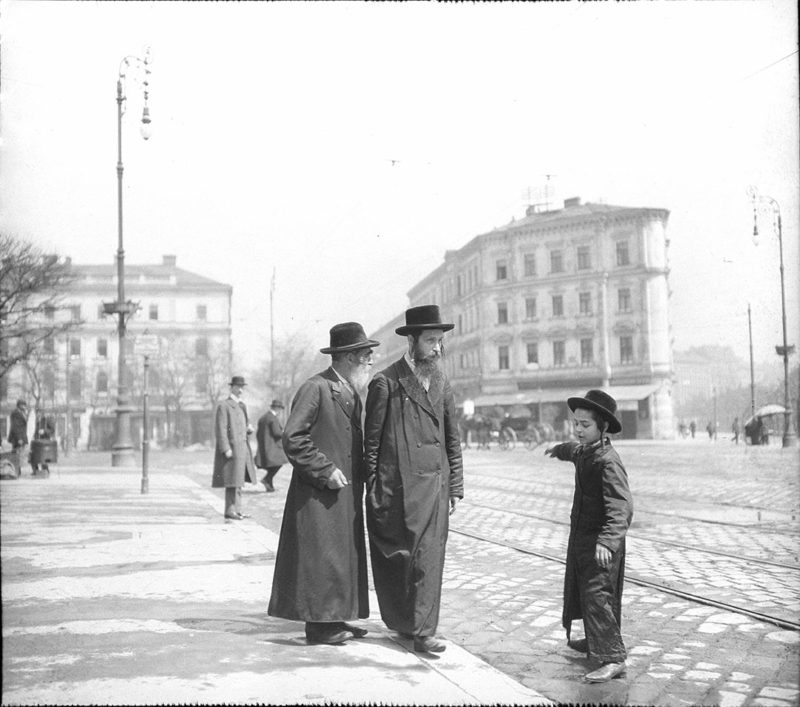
[3,438,798,706]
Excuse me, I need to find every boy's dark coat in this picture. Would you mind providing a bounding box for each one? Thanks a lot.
[551,440,633,647]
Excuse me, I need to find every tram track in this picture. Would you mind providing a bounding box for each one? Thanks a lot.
[450,525,800,632]
[463,498,800,570]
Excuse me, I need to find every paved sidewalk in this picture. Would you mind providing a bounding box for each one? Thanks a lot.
[1,466,550,706]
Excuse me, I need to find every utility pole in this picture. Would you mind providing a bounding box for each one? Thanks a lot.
[269,267,276,384]
[748,303,755,419]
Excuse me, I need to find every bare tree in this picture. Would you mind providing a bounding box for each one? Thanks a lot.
[153,336,193,446]
[256,331,327,407]
[0,235,79,379]
[198,338,231,410]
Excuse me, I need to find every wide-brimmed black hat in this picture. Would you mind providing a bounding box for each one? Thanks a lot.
[270,400,284,409]
[320,322,380,354]
[229,376,247,387]
[395,305,454,336]
[567,389,622,434]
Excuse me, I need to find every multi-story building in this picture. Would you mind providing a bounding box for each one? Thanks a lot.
[370,197,675,439]
[1,255,232,450]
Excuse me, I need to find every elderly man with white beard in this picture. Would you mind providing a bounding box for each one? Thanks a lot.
[364,305,464,654]
[268,322,379,645]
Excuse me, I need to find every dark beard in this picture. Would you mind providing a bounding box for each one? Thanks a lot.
[414,356,440,378]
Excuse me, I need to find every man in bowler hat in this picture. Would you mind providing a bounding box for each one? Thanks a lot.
[212,376,256,520]
[364,304,464,654]
[268,322,378,645]
[256,400,287,492]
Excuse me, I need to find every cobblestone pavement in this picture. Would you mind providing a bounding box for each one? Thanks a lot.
[169,440,799,705]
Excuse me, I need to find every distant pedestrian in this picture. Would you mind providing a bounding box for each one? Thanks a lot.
[731,417,740,445]
[268,322,379,645]
[212,376,256,520]
[706,420,716,441]
[7,398,29,476]
[545,390,633,683]
[364,305,464,654]
[689,420,696,438]
[255,400,287,492]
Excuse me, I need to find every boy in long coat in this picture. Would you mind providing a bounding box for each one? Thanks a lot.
[268,322,379,645]
[546,389,633,683]
[364,305,464,654]
[212,376,255,520]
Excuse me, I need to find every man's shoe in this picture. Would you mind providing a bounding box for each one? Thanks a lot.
[305,625,350,645]
[413,635,446,653]
[224,514,242,520]
[585,662,626,682]
[338,622,368,638]
[237,513,252,519]
[568,638,588,653]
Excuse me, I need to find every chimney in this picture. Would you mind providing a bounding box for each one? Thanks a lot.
[162,255,177,267]
[564,197,581,208]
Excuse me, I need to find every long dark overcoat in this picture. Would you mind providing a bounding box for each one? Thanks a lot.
[268,367,369,622]
[8,407,28,448]
[212,398,255,488]
[364,357,464,637]
[256,410,288,468]
[550,439,633,662]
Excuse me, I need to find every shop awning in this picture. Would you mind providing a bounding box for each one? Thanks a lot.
[470,383,662,408]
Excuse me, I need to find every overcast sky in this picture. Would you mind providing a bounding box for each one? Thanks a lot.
[1,0,798,373]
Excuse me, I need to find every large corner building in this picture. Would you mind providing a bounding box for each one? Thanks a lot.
[371,197,675,439]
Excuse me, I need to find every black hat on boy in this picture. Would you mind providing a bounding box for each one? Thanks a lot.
[567,389,622,434]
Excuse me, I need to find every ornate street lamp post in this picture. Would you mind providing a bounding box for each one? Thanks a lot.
[748,186,798,448]
[104,49,152,467]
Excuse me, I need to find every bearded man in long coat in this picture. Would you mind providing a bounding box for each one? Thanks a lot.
[268,322,379,645]
[364,305,464,654]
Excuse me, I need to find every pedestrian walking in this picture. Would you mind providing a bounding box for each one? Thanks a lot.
[364,304,464,654]
[689,419,696,438]
[268,322,379,645]
[731,417,740,445]
[255,400,287,492]
[545,389,633,683]
[706,420,716,441]
[211,376,256,520]
[7,398,29,476]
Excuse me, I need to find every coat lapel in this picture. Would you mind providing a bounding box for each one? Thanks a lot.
[396,358,436,418]
[323,367,356,420]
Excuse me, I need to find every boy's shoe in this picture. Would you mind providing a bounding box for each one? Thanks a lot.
[585,661,626,682]
[567,638,588,653]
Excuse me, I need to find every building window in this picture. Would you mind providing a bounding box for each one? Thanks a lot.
[620,335,634,364]
[552,294,564,317]
[579,292,592,315]
[553,340,565,366]
[498,345,510,370]
[69,338,81,357]
[96,371,108,393]
[496,260,508,281]
[149,304,159,321]
[524,253,536,277]
[150,369,161,389]
[577,246,591,270]
[457,275,462,297]
[457,314,463,334]
[195,337,208,357]
[525,297,537,320]
[97,338,107,358]
[44,337,55,355]
[45,305,55,320]
[618,288,631,313]
[616,240,630,266]
[68,369,82,399]
[195,371,205,394]
[497,302,508,324]
[580,338,594,365]
[526,342,539,365]
[550,250,563,273]
[97,303,105,319]
[197,304,207,321]
[70,305,81,321]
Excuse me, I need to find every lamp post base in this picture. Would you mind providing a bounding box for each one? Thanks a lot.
[111,446,136,467]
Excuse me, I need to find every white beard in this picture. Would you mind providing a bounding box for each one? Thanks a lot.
[347,363,371,396]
